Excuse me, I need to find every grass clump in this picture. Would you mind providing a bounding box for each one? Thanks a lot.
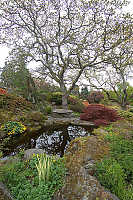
[0,153,66,200]
[36,153,52,184]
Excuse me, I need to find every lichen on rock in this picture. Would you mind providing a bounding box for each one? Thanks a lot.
[53,136,119,200]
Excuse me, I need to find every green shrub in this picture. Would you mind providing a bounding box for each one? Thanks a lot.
[95,130,133,200]
[69,102,85,113]
[110,106,133,120]
[117,110,133,120]
[44,105,52,114]
[37,91,52,102]
[68,95,85,113]
[0,95,7,108]
[25,111,46,122]
[95,158,126,198]
[51,92,62,105]
[0,93,33,111]
[109,138,133,184]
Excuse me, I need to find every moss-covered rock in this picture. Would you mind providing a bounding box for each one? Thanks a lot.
[54,136,112,200]
[93,119,133,140]
[23,111,47,122]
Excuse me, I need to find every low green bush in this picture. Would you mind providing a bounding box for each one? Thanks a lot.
[117,110,133,120]
[95,128,133,200]
[68,95,85,113]
[0,153,66,200]
[24,111,46,122]
[51,92,62,105]
[95,158,126,199]
[37,91,52,102]
[44,105,52,114]
[108,106,133,121]
[68,102,85,113]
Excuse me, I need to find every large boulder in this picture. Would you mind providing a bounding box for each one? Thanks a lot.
[53,136,119,200]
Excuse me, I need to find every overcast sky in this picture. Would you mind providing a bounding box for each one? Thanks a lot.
[0,1,133,85]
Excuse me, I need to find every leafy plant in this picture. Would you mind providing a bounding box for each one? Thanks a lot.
[0,154,66,200]
[68,95,85,113]
[51,92,62,105]
[36,154,52,184]
[44,105,52,114]
[95,124,133,200]
[80,104,121,126]
[69,103,85,113]
[95,158,126,199]
[0,88,7,94]
[0,121,26,135]
[0,93,33,111]
[117,109,133,120]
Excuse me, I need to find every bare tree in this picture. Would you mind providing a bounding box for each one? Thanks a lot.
[84,36,133,109]
[0,0,132,108]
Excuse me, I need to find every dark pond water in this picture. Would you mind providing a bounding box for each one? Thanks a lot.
[2,125,93,157]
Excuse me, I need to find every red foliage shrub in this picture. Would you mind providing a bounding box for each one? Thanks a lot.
[88,91,104,104]
[80,104,121,126]
[93,119,110,126]
[0,88,7,95]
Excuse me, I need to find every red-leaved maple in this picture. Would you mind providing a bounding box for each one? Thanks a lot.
[80,104,121,126]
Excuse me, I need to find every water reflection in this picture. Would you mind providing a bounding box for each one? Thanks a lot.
[2,125,91,157]
[35,125,90,157]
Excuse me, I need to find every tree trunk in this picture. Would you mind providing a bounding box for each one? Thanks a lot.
[62,93,68,109]
[60,83,68,109]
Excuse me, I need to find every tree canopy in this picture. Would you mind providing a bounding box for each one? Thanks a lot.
[0,0,132,107]
[84,33,133,108]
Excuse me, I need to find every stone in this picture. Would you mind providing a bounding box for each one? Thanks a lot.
[24,148,45,160]
[53,136,119,200]
[71,119,94,127]
[44,117,94,127]
[0,182,13,200]
[52,109,74,118]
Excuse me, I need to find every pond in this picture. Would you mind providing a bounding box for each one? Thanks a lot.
[2,125,93,157]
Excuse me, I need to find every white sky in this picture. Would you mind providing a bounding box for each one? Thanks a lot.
[0,1,133,85]
[0,46,9,69]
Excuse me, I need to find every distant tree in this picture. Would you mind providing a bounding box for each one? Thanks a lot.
[1,48,37,102]
[71,85,79,96]
[34,78,61,93]
[0,0,132,108]
[80,86,89,99]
